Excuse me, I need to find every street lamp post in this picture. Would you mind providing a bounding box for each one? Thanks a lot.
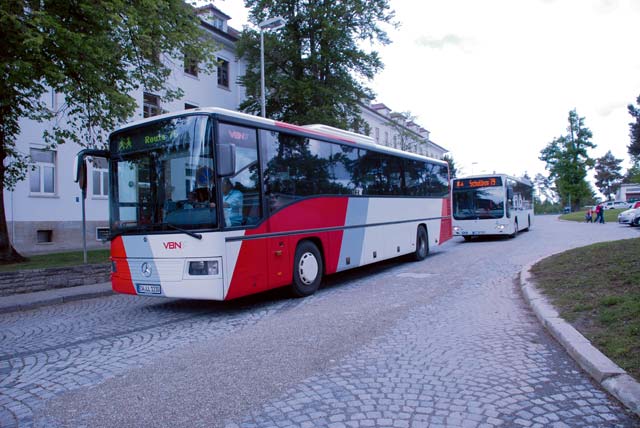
[258,16,286,118]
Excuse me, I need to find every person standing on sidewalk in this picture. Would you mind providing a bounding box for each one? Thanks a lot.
[595,203,605,223]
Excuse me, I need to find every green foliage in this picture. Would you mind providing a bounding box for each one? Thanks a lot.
[530,238,640,379]
[533,198,562,214]
[443,154,458,178]
[628,94,640,161]
[236,0,396,130]
[0,249,110,272]
[594,150,623,199]
[539,109,596,210]
[624,159,640,183]
[533,172,557,203]
[0,0,219,262]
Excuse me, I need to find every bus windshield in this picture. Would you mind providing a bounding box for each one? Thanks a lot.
[452,187,505,220]
[110,115,218,234]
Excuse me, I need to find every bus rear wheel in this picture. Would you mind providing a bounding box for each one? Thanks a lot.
[413,226,429,261]
[291,241,323,297]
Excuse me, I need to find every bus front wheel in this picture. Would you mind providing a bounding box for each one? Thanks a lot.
[413,226,429,261]
[510,220,518,238]
[291,241,323,297]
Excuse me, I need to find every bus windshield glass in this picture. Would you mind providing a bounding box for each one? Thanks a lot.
[452,185,505,220]
[109,115,218,234]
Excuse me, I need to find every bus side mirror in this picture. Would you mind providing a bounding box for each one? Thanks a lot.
[75,156,88,194]
[216,143,236,177]
[75,149,109,198]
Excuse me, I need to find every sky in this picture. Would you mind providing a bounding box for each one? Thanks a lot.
[216,0,640,190]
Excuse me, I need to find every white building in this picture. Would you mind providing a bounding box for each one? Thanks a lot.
[616,183,640,202]
[6,5,246,255]
[360,102,448,160]
[6,6,448,255]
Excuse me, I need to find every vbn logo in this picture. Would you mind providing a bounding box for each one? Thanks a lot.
[163,241,183,250]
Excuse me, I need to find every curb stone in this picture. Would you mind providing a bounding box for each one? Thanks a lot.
[520,259,640,417]
[0,282,113,314]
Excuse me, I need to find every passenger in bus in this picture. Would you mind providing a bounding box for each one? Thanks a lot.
[222,178,243,226]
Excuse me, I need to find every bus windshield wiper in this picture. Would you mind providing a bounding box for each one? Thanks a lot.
[161,223,202,240]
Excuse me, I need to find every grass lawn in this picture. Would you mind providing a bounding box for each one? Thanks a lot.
[529,238,640,381]
[560,208,625,223]
[0,249,110,272]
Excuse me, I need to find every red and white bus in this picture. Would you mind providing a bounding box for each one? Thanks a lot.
[77,108,452,300]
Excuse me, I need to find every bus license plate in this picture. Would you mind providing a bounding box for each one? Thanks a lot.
[136,284,162,295]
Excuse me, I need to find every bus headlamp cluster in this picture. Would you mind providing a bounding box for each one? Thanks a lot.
[495,224,506,231]
[188,260,219,276]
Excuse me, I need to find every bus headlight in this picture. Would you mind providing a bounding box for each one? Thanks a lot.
[188,260,219,276]
[496,224,505,231]
[453,226,461,233]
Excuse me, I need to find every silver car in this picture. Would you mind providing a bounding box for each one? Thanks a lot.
[617,207,640,225]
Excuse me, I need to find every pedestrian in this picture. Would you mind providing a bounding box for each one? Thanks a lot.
[594,204,605,224]
[585,207,592,223]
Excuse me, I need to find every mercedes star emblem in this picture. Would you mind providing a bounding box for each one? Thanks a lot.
[141,262,152,277]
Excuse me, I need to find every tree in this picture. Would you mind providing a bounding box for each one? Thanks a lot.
[628,94,640,161]
[236,0,395,131]
[533,173,557,203]
[594,151,623,200]
[443,154,458,179]
[0,1,219,263]
[385,111,422,152]
[539,109,596,210]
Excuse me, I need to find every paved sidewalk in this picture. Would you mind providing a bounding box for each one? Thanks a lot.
[520,261,640,418]
[0,282,113,314]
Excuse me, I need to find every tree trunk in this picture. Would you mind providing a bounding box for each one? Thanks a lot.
[0,146,27,264]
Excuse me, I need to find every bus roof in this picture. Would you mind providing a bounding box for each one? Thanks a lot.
[111,106,447,166]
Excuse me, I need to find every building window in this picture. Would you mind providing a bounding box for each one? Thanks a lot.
[96,227,110,241]
[374,128,380,143]
[143,92,161,118]
[92,158,108,197]
[384,131,389,146]
[37,230,53,244]
[184,53,198,77]
[185,103,198,110]
[217,58,229,88]
[29,148,56,195]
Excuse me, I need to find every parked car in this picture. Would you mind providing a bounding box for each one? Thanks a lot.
[604,201,628,210]
[618,207,640,225]
[627,201,640,209]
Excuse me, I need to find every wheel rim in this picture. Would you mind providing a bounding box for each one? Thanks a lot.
[298,252,319,285]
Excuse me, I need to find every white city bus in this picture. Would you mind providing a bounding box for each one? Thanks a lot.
[77,107,452,300]
[451,174,533,240]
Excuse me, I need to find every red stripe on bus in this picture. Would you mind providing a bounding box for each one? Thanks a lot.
[226,197,349,300]
[439,197,453,244]
[110,236,136,295]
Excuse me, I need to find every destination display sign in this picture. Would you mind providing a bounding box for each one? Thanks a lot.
[454,176,503,189]
[112,116,197,153]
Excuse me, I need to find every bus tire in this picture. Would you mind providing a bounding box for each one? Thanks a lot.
[291,241,323,297]
[413,226,429,261]
[510,220,518,238]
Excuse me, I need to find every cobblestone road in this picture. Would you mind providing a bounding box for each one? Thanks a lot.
[1,216,639,427]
